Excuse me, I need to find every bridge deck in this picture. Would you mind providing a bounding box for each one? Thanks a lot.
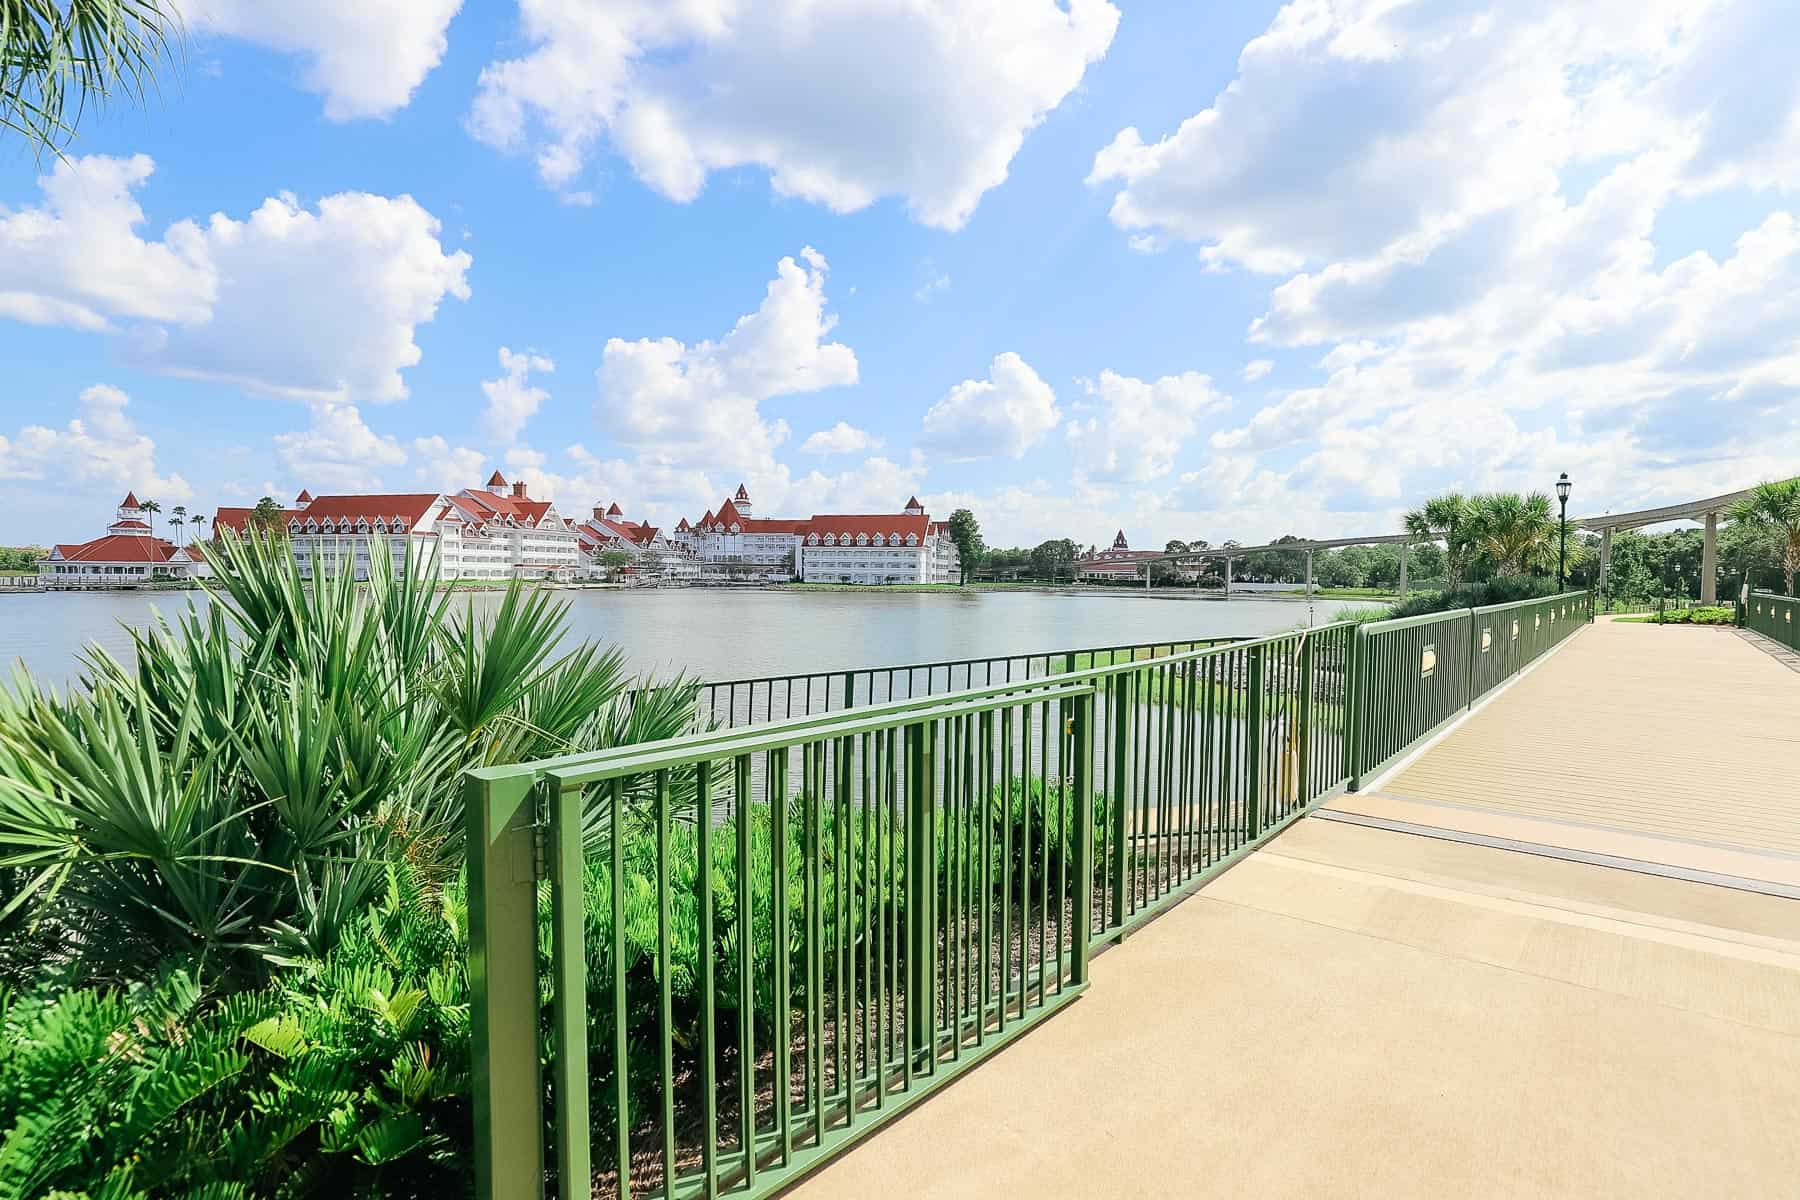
[1336,617,1800,890]
[787,618,1800,1198]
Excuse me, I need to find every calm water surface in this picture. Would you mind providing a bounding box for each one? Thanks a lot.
[0,587,1376,687]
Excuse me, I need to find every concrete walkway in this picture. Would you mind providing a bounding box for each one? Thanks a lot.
[1337,618,1800,889]
[787,819,1800,1199]
[787,619,1800,1198]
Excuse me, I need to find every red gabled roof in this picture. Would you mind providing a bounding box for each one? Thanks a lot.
[905,496,922,509]
[675,517,691,532]
[735,483,750,500]
[54,534,182,563]
[487,471,508,488]
[120,491,140,508]
[296,489,314,504]
[713,498,743,527]
[800,514,932,540]
[295,493,441,529]
[606,501,623,517]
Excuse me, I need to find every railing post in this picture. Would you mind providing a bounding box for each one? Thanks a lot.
[1245,643,1264,838]
[1344,629,1365,791]
[466,769,545,1200]
[905,721,935,1070]
[1297,634,1314,804]
[1069,691,1095,985]
[1108,678,1130,930]
[547,781,590,1195]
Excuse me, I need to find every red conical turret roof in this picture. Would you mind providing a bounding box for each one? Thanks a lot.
[735,483,750,500]
[487,470,508,488]
[121,491,140,508]
[607,501,623,516]
[296,489,314,504]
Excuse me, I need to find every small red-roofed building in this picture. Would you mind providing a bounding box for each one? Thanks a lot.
[670,483,960,583]
[1076,530,1162,581]
[41,493,211,587]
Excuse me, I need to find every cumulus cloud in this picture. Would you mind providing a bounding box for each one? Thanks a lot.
[191,0,462,119]
[800,422,883,456]
[0,155,471,404]
[585,247,870,518]
[470,0,1119,228]
[1066,370,1225,484]
[919,353,1060,461]
[1241,359,1273,383]
[1088,0,1800,525]
[480,347,555,444]
[411,436,487,491]
[0,385,192,502]
[273,402,406,491]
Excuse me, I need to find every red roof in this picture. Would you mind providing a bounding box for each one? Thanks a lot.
[905,496,922,509]
[487,471,507,488]
[458,488,554,525]
[296,489,314,503]
[713,498,744,527]
[606,501,623,516]
[52,534,183,564]
[120,491,140,508]
[800,514,932,540]
[294,493,441,529]
[110,519,150,531]
[735,484,750,500]
[675,518,691,532]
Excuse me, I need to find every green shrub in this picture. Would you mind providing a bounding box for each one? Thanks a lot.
[1651,605,1736,625]
[1387,575,1559,619]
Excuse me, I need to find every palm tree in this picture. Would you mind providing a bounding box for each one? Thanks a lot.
[190,512,206,542]
[1468,492,1556,577]
[1404,493,1474,587]
[169,504,186,544]
[2,1,182,154]
[1726,478,1800,596]
[139,497,161,540]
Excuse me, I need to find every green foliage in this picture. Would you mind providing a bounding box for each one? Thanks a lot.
[0,529,697,991]
[0,547,46,573]
[0,863,470,1200]
[1387,575,1559,618]
[1,0,182,154]
[247,497,287,534]
[1726,477,1800,595]
[1647,606,1736,626]
[946,509,984,585]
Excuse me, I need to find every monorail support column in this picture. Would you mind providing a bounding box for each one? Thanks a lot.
[1398,539,1409,600]
[1599,527,1612,606]
[1702,512,1719,605]
[1223,556,1233,600]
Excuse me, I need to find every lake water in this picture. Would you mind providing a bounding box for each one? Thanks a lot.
[0,587,1378,688]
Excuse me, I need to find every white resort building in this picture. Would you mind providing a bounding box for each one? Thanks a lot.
[40,493,210,586]
[673,486,960,584]
[213,473,583,582]
[574,501,699,580]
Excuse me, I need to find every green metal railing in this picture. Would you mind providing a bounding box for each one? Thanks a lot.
[1747,591,1799,650]
[467,598,1591,1199]
[690,636,1237,729]
[1347,591,1591,789]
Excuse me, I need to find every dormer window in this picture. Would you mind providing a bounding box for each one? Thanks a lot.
[729,523,741,533]
[855,533,869,545]
[888,533,901,546]
[289,518,302,532]
[905,533,918,546]
[807,533,819,545]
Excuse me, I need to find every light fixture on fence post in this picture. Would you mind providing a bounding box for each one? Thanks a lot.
[1555,473,1572,591]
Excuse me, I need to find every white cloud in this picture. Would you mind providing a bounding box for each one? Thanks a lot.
[589,247,862,517]
[480,347,555,444]
[273,402,406,492]
[470,0,1120,228]
[919,352,1060,461]
[0,155,472,404]
[915,271,951,303]
[1066,370,1225,484]
[411,436,487,491]
[1241,359,1273,383]
[0,384,192,502]
[800,421,882,456]
[1089,0,1800,527]
[191,0,462,120]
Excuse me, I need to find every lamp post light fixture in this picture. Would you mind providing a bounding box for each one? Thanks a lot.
[1555,472,1572,591]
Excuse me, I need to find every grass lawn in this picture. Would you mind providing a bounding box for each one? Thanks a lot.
[1268,586,1401,600]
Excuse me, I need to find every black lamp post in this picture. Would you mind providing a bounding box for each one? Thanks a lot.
[1555,473,1572,590]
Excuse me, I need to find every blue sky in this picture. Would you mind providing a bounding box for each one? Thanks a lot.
[2,0,1797,549]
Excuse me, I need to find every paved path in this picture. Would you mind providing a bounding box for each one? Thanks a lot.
[1336,618,1800,889]
[786,618,1800,1198]
[787,819,1800,1199]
